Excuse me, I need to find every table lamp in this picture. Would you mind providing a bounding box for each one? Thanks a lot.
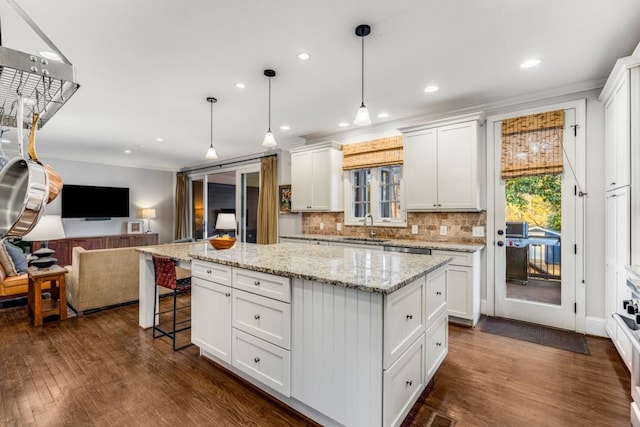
[142,208,157,233]
[23,215,66,269]
[215,213,236,237]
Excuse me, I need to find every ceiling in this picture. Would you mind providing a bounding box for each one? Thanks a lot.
[1,0,639,171]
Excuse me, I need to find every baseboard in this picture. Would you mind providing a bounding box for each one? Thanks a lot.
[585,316,608,337]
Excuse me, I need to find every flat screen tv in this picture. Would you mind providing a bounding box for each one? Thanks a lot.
[61,185,130,218]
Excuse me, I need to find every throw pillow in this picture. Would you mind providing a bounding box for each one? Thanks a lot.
[4,241,28,274]
[0,240,18,276]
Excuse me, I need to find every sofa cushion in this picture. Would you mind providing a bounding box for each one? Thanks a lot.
[4,241,28,274]
[2,273,28,288]
[0,240,18,276]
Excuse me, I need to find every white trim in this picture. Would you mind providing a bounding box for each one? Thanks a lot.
[480,299,487,315]
[585,316,608,338]
[485,99,586,332]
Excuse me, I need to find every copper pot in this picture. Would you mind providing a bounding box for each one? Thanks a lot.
[27,113,63,203]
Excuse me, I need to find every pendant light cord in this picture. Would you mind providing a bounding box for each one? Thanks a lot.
[360,36,365,107]
[268,77,272,132]
[210,100,214,148]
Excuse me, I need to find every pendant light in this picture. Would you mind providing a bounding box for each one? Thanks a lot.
[353,24,372,126]
[205,97,218,159]
[262,69,277,147]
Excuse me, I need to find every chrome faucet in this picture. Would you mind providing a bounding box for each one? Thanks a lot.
[364,213,376,239]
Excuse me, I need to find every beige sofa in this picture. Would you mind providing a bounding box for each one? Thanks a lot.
[66,246,141,314]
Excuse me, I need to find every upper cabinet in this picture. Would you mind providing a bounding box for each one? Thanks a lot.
[289,142,343,212]
[401,115,483,211]
[604,76,630,191]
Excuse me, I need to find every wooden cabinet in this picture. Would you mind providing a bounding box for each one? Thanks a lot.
[402,116,482,211]
[289,142,343,211]
[36,233,158,267]
[432,249,482,326]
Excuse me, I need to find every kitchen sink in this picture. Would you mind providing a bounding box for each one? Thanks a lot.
[339,237,389,243]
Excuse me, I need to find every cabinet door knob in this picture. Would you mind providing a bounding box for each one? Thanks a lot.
[254,357,260,363]
[206,269,212,274]
[611,182,616,186]
[406,314,413,320]
[438,204,442,207]
[406,380,413,387]
[436,291,442,296]
[433,204,437,207]
[254,280,261,286]
[254,314,261,320]
[225,292,230,297]
[436,342,442,347]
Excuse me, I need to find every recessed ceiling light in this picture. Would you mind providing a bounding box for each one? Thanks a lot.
[377,112,389,119]
[297,52,310,61]
[1,139,10,144]
[520,58,541,69]
[424,85,439,93]
[339,122,349,127]
[235,82,246,89]
[155,137,163,142]
[124,149,131,154]
[280,125,291,130]
[38,50,62,61]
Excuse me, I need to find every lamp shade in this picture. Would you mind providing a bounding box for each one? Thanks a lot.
[215,213,236,231]
[23,215,66,241]
[142,208,157,219]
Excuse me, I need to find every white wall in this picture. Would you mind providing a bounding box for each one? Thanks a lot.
[43,158,175,243]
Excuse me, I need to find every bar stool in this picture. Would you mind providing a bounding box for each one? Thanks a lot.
[152,254,193,351]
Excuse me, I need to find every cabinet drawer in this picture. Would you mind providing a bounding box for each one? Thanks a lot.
[233,289,291,349]
[233,269,291,303]
[383,277,426,369]
[383,333,426,427]
[232,329,291,397]
[191,260,232,285]
[431,250,472,267]
[425,311,448,383]
[426,266,447,326]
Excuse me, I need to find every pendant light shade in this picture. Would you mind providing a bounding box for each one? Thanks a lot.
[262,69,277,148]
[353,24,372,127]
[205,97,218,159]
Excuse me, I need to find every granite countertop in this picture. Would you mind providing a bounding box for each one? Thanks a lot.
[137,241,451,294]
[626,266,640,280]
[280,234,485,252]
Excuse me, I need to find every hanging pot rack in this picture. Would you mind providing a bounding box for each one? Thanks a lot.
[0,0,79,130]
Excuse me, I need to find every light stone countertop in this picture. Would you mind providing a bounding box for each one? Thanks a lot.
[626,266,640,280]
[280,234,485,252]
[137,241,451,294]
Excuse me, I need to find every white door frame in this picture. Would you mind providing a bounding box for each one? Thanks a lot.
[485,99,587,333]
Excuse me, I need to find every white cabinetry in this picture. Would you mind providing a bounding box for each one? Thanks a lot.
[432,249,482,326]
[402,115,482,211]
[289,142,343,211]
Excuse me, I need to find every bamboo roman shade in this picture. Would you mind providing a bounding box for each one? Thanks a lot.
[342,136,403,170]
[501,110,564,179]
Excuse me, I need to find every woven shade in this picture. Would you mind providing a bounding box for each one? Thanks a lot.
[342,136,403,170]
[501,110,564,179]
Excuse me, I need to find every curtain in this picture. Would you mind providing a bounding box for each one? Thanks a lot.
[501,110,564,179]
[174,172,189,240]
[257,156,277,244]
[342,136,403,170]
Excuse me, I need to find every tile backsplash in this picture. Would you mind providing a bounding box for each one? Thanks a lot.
[302,211,487,244]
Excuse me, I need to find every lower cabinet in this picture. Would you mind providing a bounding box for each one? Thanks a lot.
[191,276,232,363]
[425,311,448,382]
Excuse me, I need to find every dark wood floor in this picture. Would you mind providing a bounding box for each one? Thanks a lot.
[0,303,631,426]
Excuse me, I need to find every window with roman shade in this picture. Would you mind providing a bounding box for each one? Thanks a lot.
[342,136,403,170]
[501,110,564,179]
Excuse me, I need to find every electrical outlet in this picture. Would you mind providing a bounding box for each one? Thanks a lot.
[319,223,325,230]
[411,225,418,234]
[472,226,484,237]
[336,223,342,231]
[440,225,447,236]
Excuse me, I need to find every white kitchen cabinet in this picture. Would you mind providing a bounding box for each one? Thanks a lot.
[289,142,343,211]
[432,249,482,326]
[425,310,448,383]
[402,115,482,211]
[604,77,630,191]
[191,276,232,363]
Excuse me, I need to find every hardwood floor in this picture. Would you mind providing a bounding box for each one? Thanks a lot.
[0,303,631,426]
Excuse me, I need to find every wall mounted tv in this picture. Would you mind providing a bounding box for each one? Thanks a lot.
[61,185,130,219]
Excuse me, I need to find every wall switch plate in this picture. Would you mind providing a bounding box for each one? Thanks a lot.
[440,225,447,236]
[319,223,324,230]
[411,225,418,234]
[336,223,342,231]
[472,226,484,237]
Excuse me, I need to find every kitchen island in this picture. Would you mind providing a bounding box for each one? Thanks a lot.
[137,241,451,427]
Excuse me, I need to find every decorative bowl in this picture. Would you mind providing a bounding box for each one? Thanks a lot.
[208,237,236,250]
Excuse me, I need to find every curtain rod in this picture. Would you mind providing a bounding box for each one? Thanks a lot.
[180,152,277,174]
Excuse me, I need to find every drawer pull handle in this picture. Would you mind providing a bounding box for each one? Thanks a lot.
[406,314,413,320]
[206,269,212,274]
[436,342,442,347]
[254,280,261,286]
[254,314,261,320]
[406,380,413,387]
[436,291,442,296]
[254,357,260,363]
[225,292,231,297]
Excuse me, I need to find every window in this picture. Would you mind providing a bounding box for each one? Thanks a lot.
[345,165,405,226]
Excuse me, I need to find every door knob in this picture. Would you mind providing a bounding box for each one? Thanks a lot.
[497,230,504,236]
[497,241,504,247]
